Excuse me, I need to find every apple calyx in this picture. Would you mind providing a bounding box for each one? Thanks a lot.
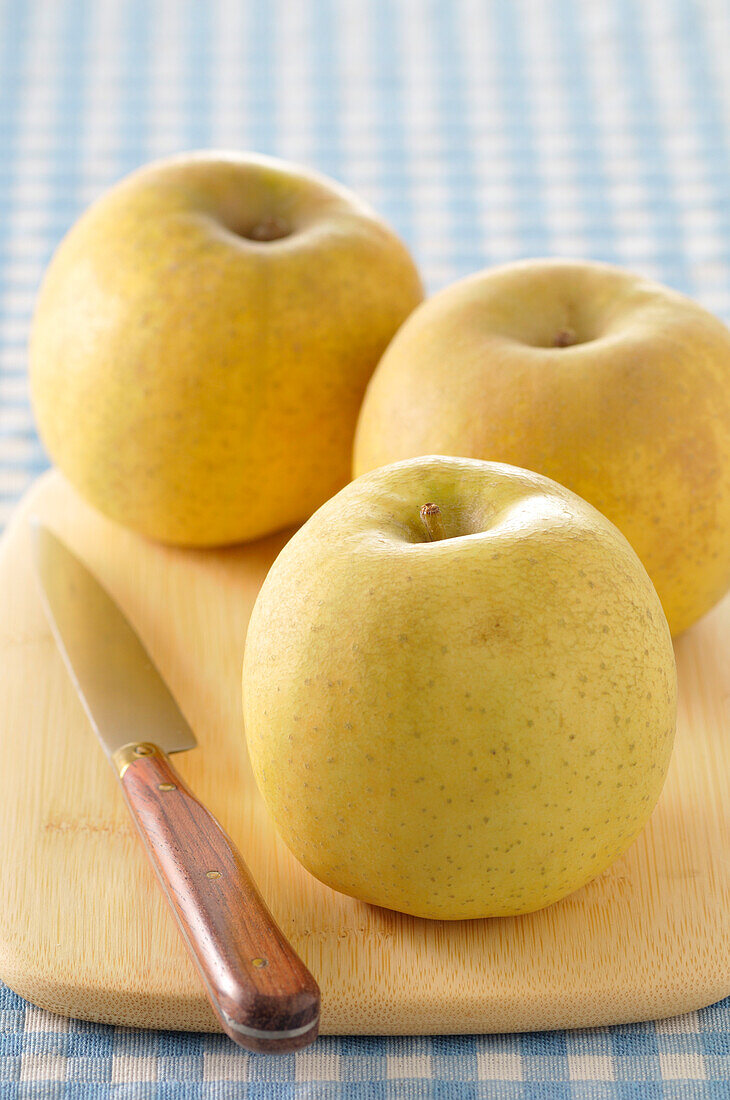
[553,328,577,348]
[246,216,291,242]
[420,502,446,542]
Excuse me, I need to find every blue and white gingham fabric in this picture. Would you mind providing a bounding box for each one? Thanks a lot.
[2,0,730,1095]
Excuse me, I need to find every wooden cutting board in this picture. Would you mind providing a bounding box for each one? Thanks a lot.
[0,471,729,1035]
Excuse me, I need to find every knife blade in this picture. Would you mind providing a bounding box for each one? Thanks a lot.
[32,523,320,1053]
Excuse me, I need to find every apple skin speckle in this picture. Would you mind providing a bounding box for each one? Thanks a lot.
[243,456,677,921]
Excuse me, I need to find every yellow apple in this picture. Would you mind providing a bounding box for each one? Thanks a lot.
[30,152,423,546]
[243,456,676,920]
[353,259,730,635]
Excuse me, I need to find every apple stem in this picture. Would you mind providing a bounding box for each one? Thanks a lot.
[420,503,446,542]
[553,328,577,347]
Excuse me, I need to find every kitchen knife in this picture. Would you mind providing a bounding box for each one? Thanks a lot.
[32,523,320,1053]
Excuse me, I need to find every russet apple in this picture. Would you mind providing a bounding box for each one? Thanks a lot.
[30,151,423,545]
[353,259,730,635]
[243,456,676,920]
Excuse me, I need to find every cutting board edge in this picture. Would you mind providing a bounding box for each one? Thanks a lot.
[2,954,729,1036]
[0,468,50,549]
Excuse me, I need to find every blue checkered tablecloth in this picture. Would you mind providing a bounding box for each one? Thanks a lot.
[2,0,730,1095]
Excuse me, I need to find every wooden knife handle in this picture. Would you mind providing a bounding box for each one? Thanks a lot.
[117,742,320,1052]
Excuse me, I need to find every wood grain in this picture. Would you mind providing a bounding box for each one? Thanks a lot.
[120,745,319,1051]
[0,470,729,1034]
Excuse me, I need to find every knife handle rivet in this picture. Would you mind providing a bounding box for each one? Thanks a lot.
[134,744,154,756]
[206,870,221,879]
[251,957,268,969]
[158,783,176,792]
